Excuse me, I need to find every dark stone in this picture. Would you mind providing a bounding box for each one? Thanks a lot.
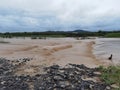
[0,58,111,90]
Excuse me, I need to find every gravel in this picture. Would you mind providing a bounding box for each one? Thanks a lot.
[0,58,111,90]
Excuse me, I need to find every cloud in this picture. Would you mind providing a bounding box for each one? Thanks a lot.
[0,0,120,32]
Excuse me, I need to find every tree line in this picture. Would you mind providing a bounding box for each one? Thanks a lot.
[0,30,120,38]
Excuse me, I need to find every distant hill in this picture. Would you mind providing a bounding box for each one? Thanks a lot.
[41,30,90,33]
[70,30,90,33]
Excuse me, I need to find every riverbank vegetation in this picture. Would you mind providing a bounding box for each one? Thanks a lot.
[98,65,120,89]
[105,33,120,38]
[0,30,120,38]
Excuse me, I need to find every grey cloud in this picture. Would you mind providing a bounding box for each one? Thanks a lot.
[0,0,120,32]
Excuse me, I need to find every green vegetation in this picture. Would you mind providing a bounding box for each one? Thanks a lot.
[31,36,38,39]
[0,30,120,38]
[98,66,120,89]
[0,41,9,43]
[0,31,98,38]
[105,33,120,38]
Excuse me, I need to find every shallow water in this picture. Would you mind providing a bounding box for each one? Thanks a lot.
[93,38,120,65]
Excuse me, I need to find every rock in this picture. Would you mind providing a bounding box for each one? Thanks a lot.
[53,76,63,81]
[1,81,6,85]
[106,86,111,90]
[33,64,111,90]
[111,84,119,89]
[94,72,101,75]
[0,59,112,90]
[82,77,97,82]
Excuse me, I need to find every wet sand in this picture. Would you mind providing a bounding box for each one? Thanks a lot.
[0,38,105,75]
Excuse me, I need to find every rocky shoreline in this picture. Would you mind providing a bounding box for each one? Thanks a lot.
[0,58,112,90]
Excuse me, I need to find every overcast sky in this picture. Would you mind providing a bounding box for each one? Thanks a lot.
[0,0,120,32]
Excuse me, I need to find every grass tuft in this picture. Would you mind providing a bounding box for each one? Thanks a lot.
[98,65,120,89]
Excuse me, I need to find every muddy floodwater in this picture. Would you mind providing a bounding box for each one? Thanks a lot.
[93,38,120,65]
